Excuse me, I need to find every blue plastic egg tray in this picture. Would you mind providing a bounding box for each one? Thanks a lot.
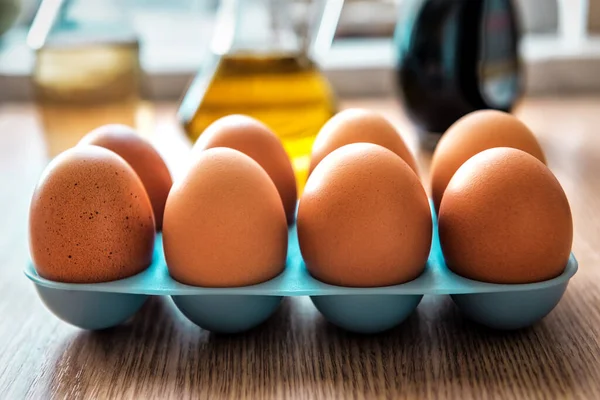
[25,205,578,334]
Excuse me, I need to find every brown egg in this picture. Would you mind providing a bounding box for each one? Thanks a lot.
[80,124,173,230]
[163,147,287,287]
[297,143,431,287]
[29,146,155,283]
[193,115,297,224]
[431,110,546,211]
[308,108,419,176]
[438,148,572,284]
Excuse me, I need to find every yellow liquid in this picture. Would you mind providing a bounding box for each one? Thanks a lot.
[178,53,337,191]
[33,43,143,156]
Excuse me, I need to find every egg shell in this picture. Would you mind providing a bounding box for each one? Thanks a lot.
[297,143,432,287]
[438,147,572,284]
[192,115,297,224]
[80,124,173,230]
[431,109,546,211]
[29,146,156,283]
[163,147,288,287]
[308,108,419,177]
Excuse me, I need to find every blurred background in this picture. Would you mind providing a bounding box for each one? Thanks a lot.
[0,0,596,180]
[0,0,595,102]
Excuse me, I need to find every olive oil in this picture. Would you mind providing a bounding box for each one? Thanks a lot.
[178,52,337,190]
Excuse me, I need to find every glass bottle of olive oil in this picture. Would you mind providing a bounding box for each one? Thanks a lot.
[178,0,341,190]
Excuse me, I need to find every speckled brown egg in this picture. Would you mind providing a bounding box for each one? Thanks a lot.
[431,110,546,211]
[29,146,155,283]
[163,147,287,287]
[79,124,173,230]
[308,108,419,176]
[193,115,297,224]
[297,143,431,287]
[438,147,572,284]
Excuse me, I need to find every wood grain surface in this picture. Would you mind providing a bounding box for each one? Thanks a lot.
[1,98,599,399]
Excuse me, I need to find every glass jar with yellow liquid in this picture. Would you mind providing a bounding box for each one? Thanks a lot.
[178,0,343,190]
[28,0,142,157]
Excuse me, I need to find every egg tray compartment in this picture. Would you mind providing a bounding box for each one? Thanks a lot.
[25,212,578,334]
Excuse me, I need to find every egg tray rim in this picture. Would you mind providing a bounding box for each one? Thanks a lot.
[24,227,578,297]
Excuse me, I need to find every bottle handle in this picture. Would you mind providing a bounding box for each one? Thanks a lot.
[308,0,344,63]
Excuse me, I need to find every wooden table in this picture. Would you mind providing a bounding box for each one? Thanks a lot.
[1,98,599,399]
